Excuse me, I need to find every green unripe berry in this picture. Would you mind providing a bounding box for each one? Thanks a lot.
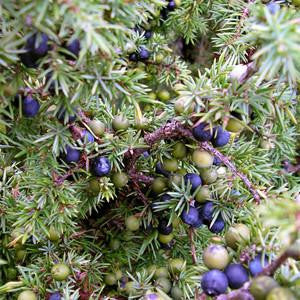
[0,122,6,134]
[88,178,100,196]
[125,215,140,231]
[157,89,170,102]
[200,168,218,184]
[115,269,122,280]
[192,150,214,168]
[172,142,187,159]
[151,177,168,194]
[174,99,195,114]
[174,0,181,7]
[168,174,182,188]
[225,223,251,249]
[158,233,173,244]
[266,287,296,300]
[155,53,164,64]
[292,0,300,6]
[112,115,129,131]
[109,238,120,250]
[88,119,105,136]
[226,118,244,133]
[125,281,137,295]
[171,286,184,300]
[15,249,26,262]
[112,172,128,188]
[203,244,230,270]
[172,216,181,228]
[6,267,18,280]
[162,158,178,172]
[168,258,185,274]
[48,226,60,242]
[250,276,279,300]
[135,116,149,130]
[154,267,169,278]
[105,273,117,286]
[51,263,70,281]
[147,264,157,276]
[17,290,37,300]
[148,92,157,100]
[155,277,171,293]
[195,186,210,203]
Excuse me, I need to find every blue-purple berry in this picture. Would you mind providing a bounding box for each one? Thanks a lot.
[201,269,228,296]
[181,206,202,228]
[184,173,202,192]
[213,156,222,166]
[267,2,280,15]
[199,201,214,224]
[192,122,212,142]
[64,146,81,164]
[158,219,173,235]
[249,254,269,276]
[91,156,111,177]
[156,162,170,177]
[65,39,80,58]
[139,47,150,60]
[224,263,249,289]
[129,53,138,62]
[81,129,95,143]
[209,215,225,234]
[212,126,230,147]
[22,95,40,117]
[49,292,61,300]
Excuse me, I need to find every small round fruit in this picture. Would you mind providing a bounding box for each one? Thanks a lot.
[209,215,225,234]
[112,172,128,188]
[172,142,187,159]
[171,286,184,300]
[91,156,111,177]
[18,290,37,300]
[267,2,280,14]
[158,233,173,244]
[174,99,195,114]
[49,292,61,300]
[201,269,228,296]
[199,201,214,224]
[226,118,244,133]
[184,173,202,191]
[109,238,120,250]
[151,177,168,194]
[155,162,170,177]
[212,126,230,148]
[200,168,218,184]
[115,269,122,280]
[155,53,164,64]
[225,224,250,249]
[22,96,40,118]
[88,120,105,136]
[51,263,70,281]
[266,287,296,300]
[249,254,269,276]
[125,215,140,231]
[192,150,214,168]
[292,0,300,6]
[192,122,212,141]
[125,281,137,295]
[168,258,185,274]
[203,244,230,270]
[112,115,129,131]
[81,129,94,143]
[6,267,18,280]
[249,276,279,300]
[224,263,249,289]
[88,178,100,196]
[195,186,210,203]
[48,226,60,242]
[181,206,202,228]
[157,89,170,102]
[129,53,138,62]
[0,122,6,134]
[144,292,163,300]
[15,249,26,261]
[64,146,81,164]
[105,273,117,286]
[155,277,171,293]
[158,219,173,235]
[154,267,169,278]
[139,47,150,60]
[162,158,178,172]
[168,174,182,188]
[135,117,149,130]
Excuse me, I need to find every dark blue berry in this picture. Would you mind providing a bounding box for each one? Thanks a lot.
[143,151,150,158]
[224,264,249,289]
[22,95,40,117]
[139,47,150,60]
[56,107,77,123]
[81,129,94,143]
[192,122,212,142]
[167,1,176,11]
[267,2,280,15]
[201,269,228,296]
[31,33,49,56]
[49,292,61,300]
[66,39,80,58]
[184,173,202,192]
[209,215,225,233]
[144,30,152,39]
[91,156,111,177]
[129,53,138,62]
[155,162,170,177]
[161,193,172,202]
[212,126,230,147]
[20,52,37,68]
[181,206,202,228]
[249,254,269,276]
[158,219,173,235]
[199,201,214,224]
[64,146,81,164]
[213,156,222,166]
